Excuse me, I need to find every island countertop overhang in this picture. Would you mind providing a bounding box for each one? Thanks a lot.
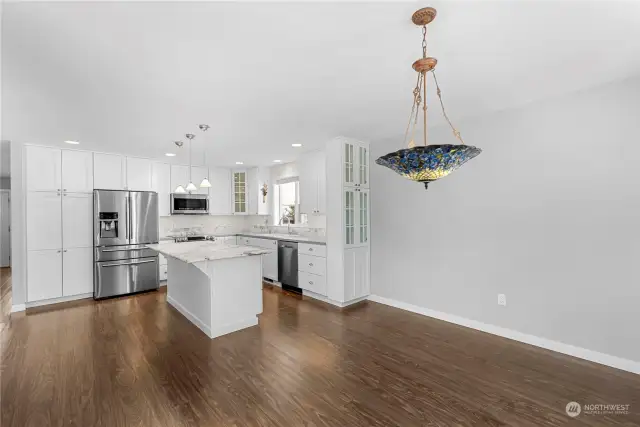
[146,241,272,264]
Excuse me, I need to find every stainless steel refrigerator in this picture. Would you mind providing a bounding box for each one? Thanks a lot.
[93,190,159,299]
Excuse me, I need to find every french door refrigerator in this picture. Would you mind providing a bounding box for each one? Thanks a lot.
[93,190,159,299]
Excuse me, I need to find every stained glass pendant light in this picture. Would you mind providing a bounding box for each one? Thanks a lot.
[375,7,481,189]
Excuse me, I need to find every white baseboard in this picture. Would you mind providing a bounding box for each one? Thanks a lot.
[25,293,93,309]
[368,294,640,375]
[11,304,26,313]
[167,295,212,338]
[304,290,368,308]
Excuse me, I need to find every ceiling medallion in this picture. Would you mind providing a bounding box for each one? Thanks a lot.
[375,7,481,189]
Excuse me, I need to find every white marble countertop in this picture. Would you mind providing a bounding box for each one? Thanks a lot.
[147,241,272,264]
[236,232,326,245]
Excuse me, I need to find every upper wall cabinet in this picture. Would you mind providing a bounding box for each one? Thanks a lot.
[343,140,369,189]
[61,150,93,193]
[191,166,209,195]
[232,170,248,215]
[209,167,231,215]
[299,151,326,215]
[126,157,152,191]
[170,165,189,193]
[26,146,62,192]
[94,153,127,190]
[151,162,171,216]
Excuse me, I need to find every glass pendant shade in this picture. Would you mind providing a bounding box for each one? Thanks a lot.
[186,182,197,192]
[376,144,481,189]
[199,178,212,188]
[174,185,186,193]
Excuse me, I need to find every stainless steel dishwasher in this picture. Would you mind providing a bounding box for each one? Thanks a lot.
[278,240,299,292]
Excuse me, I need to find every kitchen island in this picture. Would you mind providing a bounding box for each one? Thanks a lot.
[146,241,272,339]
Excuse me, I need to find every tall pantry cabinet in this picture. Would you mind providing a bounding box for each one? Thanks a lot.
[325,137,371,306]
[25,146,94,303]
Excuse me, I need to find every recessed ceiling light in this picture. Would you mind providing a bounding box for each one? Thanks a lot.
[273,160,282,163]
[236,161,244,165]
[165,153,176,157]
[64,140,80,145]
[292,143,302,147]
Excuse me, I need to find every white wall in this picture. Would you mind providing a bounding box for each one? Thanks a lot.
[370,75,640,364]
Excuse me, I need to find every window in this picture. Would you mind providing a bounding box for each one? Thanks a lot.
[273,179,300,225]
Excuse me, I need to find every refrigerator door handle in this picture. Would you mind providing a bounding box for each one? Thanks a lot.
[125,196,129,240]
[101,245,148,252]
[101,259,156,268]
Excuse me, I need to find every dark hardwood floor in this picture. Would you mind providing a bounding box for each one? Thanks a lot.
[1,282,639,426]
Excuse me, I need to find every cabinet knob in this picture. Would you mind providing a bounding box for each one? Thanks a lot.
[308,248,313,251]
[57,250,61,253]
[309,281,313,285]
[64,250,68,252]
[309,263,313,267]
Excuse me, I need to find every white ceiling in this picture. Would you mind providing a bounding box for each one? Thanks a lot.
[3,1,640,167]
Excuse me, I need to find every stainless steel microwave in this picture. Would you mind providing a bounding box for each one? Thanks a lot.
[170,193,209,215]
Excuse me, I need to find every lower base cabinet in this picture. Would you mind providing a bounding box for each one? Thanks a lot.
[343,246,370,301]
[27,247,93,302]
[27,249,63,302]
[62,247,94,297]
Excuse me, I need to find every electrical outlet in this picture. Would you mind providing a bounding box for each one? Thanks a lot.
[498,294,507,306]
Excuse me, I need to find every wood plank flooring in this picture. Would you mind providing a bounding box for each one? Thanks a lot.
[1,282,639,426]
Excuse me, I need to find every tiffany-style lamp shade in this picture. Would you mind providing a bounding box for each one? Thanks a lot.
[376,144,481,189]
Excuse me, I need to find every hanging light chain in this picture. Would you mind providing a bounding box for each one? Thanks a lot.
[409,73,423,147]
[431,70,465,145]
[403,73,422,147]
[422,25,428,59]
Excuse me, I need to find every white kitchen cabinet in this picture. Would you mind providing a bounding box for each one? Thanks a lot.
[299,253,326,276]
[342,140,369,189]
[62,247,93,297]
[246,167,271,216]
[344,188,369,247]
[232,170,248,214]
[299,242,327,258]
[61,150,93,193]
[26,146,62,192]
[94,153,126,190]
[26,192,62,251]
[343,246,370,301]
[62,193,93,249]
[299,151,326,215]
[243,237,278,281]
[151,162,171,216]
[191,166,210,195]
[299,271,327,296]
[209,168,231,215]
[27,249,63,302]
[126,157,152,191]
[170,165,189,193]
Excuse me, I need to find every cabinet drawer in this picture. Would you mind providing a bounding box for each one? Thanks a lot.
[299,243,326,258]
[298,253,326,276]
[299,271,327,296]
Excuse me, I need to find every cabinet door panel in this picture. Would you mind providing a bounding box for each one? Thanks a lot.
[170,165,189,193]
[232,171,247,214]
[62,247,93,296]
[27,249,63,301]
[298,154,317,214]
[151,162,171,216]
[343,142,356,187]
[62,193,93,248]
[263,250,278,281]
[316,153,326,214]
[191,166,209,195]
[62,150,93,193]
[358,189,369,246]
[343,189,356,247]
[358,144,369,188]
[94,153,125,190]
[126,157,152,191]
[26,146,62,192]
[343,247,370,301]
[27,192,62,250]
[209,168,231,215]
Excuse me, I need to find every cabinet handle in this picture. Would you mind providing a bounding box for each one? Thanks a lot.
[63,250,68,252]
[308,248,313,251]
[57,250,61,253]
